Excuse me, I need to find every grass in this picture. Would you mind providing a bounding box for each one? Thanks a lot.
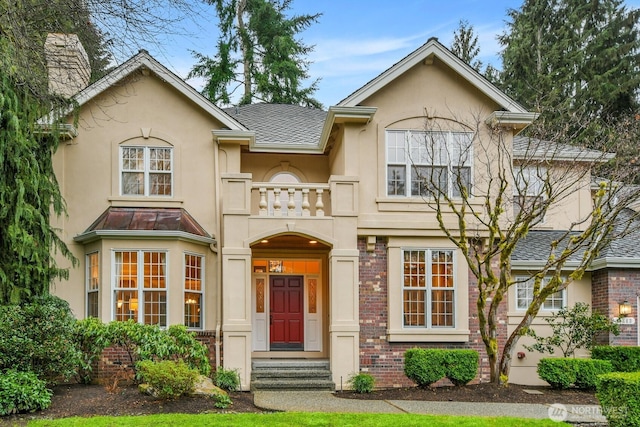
[26,412,569,426]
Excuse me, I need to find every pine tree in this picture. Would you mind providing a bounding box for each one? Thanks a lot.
[190,0,322,107]
[499,0,640,120]
[451,20,482,71]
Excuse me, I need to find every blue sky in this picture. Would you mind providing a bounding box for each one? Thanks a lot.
[144,0,640,107]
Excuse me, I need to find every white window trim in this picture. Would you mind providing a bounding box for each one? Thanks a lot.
[183,252,205,330]
[386,129,473,199]
[513,165,547,224]
[119,146,173,197]
[111,249,170,326]
[387,241,470,343]
[514,276,567,311]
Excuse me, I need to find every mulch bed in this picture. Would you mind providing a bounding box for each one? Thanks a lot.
[2,382,599,425]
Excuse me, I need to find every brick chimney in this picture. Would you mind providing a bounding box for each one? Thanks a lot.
[44,33,91,98]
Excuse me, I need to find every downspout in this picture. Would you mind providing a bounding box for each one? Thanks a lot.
[213,138,223,370]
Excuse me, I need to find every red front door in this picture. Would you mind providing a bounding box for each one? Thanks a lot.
[270,276,304,351]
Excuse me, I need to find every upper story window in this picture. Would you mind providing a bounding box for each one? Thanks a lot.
[515,276,566,311]
[121,146,172,197]
[403,249,455,328]
[387,130,472,198]
[513,166,547,223]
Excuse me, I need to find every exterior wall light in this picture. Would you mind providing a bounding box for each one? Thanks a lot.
[619,300,632,318]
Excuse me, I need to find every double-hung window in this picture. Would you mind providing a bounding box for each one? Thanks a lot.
[86,252,100,318]
[513,166,546,223]
[515,276,566,311]
[121,146,172,196]
[113,250,167,326]
[184,253,204,329]
[387,130,472,198]
[403,249,455,328]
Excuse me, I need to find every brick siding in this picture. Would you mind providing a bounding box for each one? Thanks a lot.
[592,268,639,346]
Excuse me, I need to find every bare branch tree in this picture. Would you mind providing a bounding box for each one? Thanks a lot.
[411,110,640,383]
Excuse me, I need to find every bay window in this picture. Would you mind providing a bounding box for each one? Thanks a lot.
[86,252,100,318]
[184,253,204,329]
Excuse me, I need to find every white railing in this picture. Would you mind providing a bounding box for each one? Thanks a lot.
[252,183,330,217]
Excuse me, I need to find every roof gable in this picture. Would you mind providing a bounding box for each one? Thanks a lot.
[66,51,247,131]
[338,38,528,115]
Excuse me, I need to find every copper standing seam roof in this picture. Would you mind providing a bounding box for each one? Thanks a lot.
[83,207,211,238]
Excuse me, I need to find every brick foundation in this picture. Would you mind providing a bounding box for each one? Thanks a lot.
[357,236,507,388]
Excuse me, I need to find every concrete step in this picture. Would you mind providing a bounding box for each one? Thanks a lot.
[250,359,335,391]
[250,378,335,391]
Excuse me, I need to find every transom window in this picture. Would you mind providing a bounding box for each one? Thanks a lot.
[113,250,167,326]
[403,249,455,328]
[387,130,472,198]
[515,276,566,311]
[86,252,100,318]
[121,146,172,196]
[184,253,204,329]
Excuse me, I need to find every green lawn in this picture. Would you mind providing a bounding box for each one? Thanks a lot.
[25,412,569,427]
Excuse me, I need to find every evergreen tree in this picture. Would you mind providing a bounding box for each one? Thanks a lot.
[451,20,482,71]
[499,0,640,120]
[190,0,322,107]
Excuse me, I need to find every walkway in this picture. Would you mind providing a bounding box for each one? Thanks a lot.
[253,390,607,424]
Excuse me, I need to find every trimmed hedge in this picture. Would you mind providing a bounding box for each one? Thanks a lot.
[596,371,640,427]
[592,346,640,372]
[538,358,613,390]
[136,360,199,399]
[404,348,478,387]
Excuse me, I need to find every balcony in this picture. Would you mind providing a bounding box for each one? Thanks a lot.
[252,183,330,217]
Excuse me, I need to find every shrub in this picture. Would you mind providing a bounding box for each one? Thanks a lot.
[73,317,111,384]
[537,358,577,389]
[349,373,375,393]
[214,366,240,391]
[444,350,478,386]
[596,371,640,427]
[404,348,447,387]
[0,295,82,384]
[0,370,52,415]
[574,359,613,390]
[592,346,640,372]
[105,321,210,377]
[212,392,233,409]
[136,360,199,399]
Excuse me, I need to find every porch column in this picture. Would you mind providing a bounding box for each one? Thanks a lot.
[329,248,360,389]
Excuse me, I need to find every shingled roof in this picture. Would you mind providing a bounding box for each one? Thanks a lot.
[223,103,327,148]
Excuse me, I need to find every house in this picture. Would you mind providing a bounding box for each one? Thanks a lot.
[46,34,640,389]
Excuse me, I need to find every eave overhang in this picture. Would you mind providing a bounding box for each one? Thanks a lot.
[485,111,539,133]
[74,230,215,245]
[318,106,378,153]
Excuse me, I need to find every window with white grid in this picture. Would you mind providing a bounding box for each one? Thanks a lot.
[121,146,172,196]
[184,253,204,329]
[515,277,566,311]
[113,250,167,326]
[86,252,100,318]
[403,249,455,328]
[387,130,472,198]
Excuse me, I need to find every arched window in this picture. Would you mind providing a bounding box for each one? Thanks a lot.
[268,172,302,216]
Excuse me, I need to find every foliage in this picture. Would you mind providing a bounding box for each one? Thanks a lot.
[190,0,322,107]
[450,20,482,72]
[348,372,375,393]
[0,295,82,384]
[73,317,111,384]
[136,360,199,399]
[0,369,52,415]
[596,371,640,427]
[444,350,478,386]
[105,321,210,377]
[592,346,640,372]
[537,358,577,389]
[574,359,613,390]
[213,366,240,391]
[524,303,620,357]
[499,0,640,121]
[212,392,233,409]
[0,70,77,304]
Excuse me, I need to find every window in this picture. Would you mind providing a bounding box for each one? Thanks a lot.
[268,172,303,216]
[515,277,566,311]
[113,251,167,326]
[86,252,100,318]
[184,253,203,329]
[121,146,172,196]
[513,166,547,223]
[403,249,455,328]
[387,130,472,198]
